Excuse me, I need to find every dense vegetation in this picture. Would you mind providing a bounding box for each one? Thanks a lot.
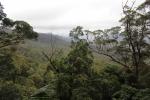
[0,0,150,100]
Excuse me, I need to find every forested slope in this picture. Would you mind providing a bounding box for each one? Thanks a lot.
[0,0,150,100]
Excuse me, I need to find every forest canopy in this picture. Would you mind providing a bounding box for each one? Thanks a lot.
[0,0,150,100]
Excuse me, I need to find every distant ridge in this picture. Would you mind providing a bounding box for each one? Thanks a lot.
[37,33,70,46]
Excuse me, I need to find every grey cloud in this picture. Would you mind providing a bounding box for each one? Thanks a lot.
[34,19,119,33]
[12,7,70,22]
[3,0,144,36]
[34,25,73,31]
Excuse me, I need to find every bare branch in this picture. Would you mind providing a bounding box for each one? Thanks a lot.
[91,47,130,69]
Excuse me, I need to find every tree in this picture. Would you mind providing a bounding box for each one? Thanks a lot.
[0,2,38,99]
[67,26,93,76]
[0,2,6,20]
[54,26,94,100]
[31,1,150,100]
[38,26,94,100]
[0,2,38,49]
[0,82,23,100]
[42,33,64,75]
[14,21,38,39]
[84,0,150,86]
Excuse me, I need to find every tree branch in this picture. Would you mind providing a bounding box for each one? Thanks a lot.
[91,47,130,69]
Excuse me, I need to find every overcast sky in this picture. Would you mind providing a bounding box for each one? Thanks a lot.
[1,0,144,36]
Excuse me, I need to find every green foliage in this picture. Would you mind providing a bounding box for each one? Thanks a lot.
[0,49,16,81]
[2,18,14,27]
[14,21,38,39]
[113,85,138,100]
[113,85,150,100]
[0,81,23,100]
[0,48,37,99]
[77,0,150,86]
[53,26,94,100]
[0,2,38,49]
[0,2,39,99]
[66,40,93,75]
[0,0,150,100]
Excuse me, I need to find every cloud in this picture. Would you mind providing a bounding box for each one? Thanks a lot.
[35,25,73,31]
[10,8,70,25]
[1,0,145,36]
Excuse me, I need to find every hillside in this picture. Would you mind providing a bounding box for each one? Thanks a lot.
[20,33,115,72]
[37,33,70,46]
[28,33,70,47]
[23,33,70,50]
